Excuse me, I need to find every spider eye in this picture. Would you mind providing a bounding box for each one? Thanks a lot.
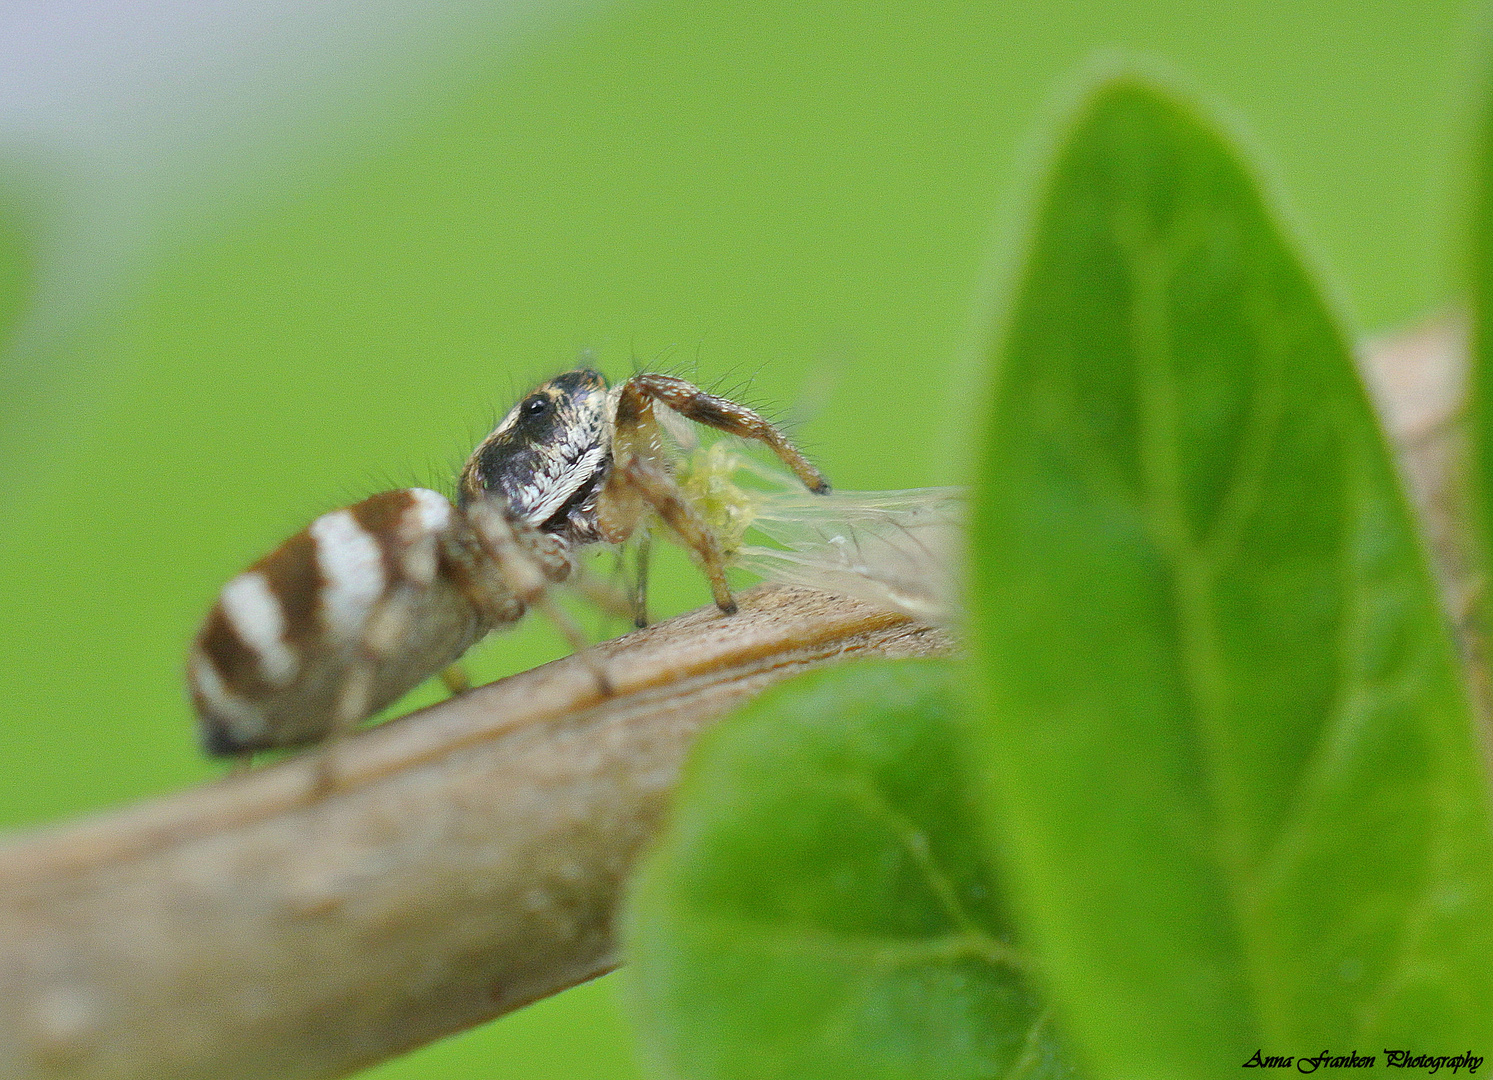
[521,396,550,418]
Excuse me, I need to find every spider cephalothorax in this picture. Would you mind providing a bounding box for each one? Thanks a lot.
[457,368,614,544]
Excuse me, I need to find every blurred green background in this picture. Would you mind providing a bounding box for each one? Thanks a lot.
[0,1,1477,1076]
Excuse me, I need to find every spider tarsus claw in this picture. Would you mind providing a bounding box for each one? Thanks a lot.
[309,754,338,799]
[587,661,615,697]
[440,664,472,696]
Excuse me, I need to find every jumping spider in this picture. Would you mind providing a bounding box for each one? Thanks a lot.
[187,369,830,761]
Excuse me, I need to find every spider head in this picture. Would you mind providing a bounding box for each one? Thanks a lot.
[458,368,614,534]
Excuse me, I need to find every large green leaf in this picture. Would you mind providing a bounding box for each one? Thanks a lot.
[967,76,1493,1076]
[625,661,1081,1080]
[1475,59,1493,636]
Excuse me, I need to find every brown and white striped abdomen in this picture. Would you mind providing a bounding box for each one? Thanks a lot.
[188,488,489,755]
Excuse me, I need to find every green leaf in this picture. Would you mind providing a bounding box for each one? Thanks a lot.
[625,661,1082,1080]
[1475,61,1493,626]
[967,74,1493,1076]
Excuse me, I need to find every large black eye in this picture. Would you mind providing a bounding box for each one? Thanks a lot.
[521,396,550,418]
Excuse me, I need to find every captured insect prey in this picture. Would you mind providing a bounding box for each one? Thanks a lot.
[187,369,831,759]
[676,441,965,629]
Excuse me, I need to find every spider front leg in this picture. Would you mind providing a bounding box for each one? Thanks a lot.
[440,664,472,695]
[630,531,652,628]
[616,373,832,494]
[459,501,615,696]
[609,455,739,615]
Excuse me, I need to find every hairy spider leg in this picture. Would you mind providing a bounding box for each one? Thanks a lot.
[440,664,472,695]
[631,531,653,628]
[620,373,831,494]
[461,501,615,697]
[616,456,738,615]
[600,374,830,616]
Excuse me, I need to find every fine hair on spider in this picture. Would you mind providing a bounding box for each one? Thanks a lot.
[186,367,830,787]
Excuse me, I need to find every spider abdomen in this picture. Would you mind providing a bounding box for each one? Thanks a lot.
[188,488,488,756]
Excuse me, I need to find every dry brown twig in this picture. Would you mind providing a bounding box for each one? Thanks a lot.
[0,583,953,1080]
[0,316,1477,1080]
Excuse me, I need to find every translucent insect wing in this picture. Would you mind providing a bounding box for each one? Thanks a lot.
[735,486,965,625]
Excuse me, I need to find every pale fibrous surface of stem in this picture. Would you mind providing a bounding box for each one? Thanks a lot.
[1357,316,1492,745]
[0,584,951,1080]
[0,318,1472,1080]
